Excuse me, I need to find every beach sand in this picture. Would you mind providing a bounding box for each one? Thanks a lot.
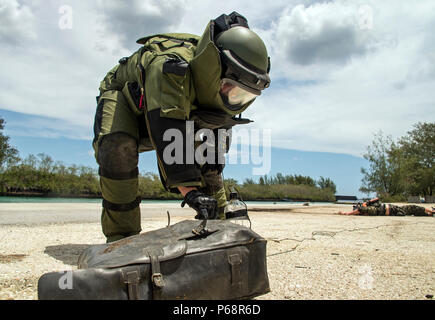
[0,202,434,300]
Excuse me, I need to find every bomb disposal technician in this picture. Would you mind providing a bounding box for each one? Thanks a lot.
[92,12,271,242]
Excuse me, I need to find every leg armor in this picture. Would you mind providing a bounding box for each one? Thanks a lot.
[200,169,228,220]
[93,90,142,242]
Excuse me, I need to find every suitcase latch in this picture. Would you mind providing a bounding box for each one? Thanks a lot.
[147,251,166,291]
[123,269,140,300]
[152,273,165,288]
[228,254,242,289]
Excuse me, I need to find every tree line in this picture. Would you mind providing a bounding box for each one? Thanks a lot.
[0,152,337,201]
[231,173,337,201]
[0,117,338,201]
[360,122,434,202]
[0,151,181,199]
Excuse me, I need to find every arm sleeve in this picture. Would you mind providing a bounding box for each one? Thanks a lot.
[145,108,203,192]
[143,56,203,193]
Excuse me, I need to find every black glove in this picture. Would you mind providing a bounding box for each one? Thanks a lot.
[181,190,217,220]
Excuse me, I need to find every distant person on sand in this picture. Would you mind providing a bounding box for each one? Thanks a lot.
[338,197,434,216]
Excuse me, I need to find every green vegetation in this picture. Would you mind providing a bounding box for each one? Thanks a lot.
[360,122,435,202]
[0,153,180,199]
[0,154,100,196]
[0,118,19,169]
[0,116,337,201]
[0,156,336,201]
[225,173,337,202]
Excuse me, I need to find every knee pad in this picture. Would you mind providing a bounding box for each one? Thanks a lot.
[97,133,139,177]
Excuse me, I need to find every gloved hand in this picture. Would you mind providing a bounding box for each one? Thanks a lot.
[181,190,218,220]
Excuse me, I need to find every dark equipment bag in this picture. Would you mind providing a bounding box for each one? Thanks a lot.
[38,220,270,300]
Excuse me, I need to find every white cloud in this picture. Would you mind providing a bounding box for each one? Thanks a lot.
[0,0,36,45]
[95,0,187,51]
[243,0,435,156]
[0,0,434,158]
[275,3,369,65]
[5,114,92,140]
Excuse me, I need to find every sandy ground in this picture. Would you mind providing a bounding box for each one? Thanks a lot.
[0,202,434,300]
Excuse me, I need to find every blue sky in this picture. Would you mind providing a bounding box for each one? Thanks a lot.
[1,0,434,199]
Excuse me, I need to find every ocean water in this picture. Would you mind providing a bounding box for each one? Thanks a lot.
[0,197,179,204]
[0,196,103,203]
[0,196,327,205]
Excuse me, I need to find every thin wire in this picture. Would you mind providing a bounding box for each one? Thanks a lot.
[166,210,171,227]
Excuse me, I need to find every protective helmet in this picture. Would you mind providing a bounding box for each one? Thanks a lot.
[190,12,271,115]
[213,12,271,111]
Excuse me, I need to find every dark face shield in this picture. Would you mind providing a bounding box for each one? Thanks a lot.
[219,78,259,110]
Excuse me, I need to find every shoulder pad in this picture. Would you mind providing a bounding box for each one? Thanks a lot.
[136,33,200,45]
[163,59,189,76]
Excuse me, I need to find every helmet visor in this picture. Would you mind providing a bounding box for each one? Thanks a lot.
[219,78,259,109]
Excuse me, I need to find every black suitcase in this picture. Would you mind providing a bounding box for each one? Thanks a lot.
[38,220,270,300]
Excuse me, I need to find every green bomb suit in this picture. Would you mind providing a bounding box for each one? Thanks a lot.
[93,19,268,242]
